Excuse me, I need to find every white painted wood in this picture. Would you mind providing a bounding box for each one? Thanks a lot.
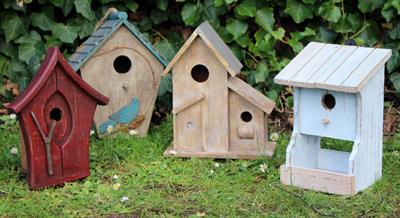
[317,149,350,174]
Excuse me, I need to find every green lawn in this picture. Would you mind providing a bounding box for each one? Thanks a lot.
[0,115,399,217]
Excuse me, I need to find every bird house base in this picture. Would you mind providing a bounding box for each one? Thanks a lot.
[280,165,356,195]
[164,142,276,159]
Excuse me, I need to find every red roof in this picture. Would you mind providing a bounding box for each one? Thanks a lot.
[7,47,109,113]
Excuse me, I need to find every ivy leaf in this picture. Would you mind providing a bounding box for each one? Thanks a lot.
[18,40,45,64]
[270,27,285,40]
[32,13,54,31]
[226,18,248,39]
[255,7,275,32]
[62,0,74,16]
[150,9,168,25]
[347,13,362,31]
[387,49,400,73]
[49,0,64,7]
[255,61,269,83]
[381,0,400,22]
[358,20,379,47]
[235,0,256,17]
[388,22,400,40]
[125,1,139,12]
[287,38,304,53]
[235,33,251,48]
[331,15,352,33]
[52,23,78,44]
[214,0,225,7]
[358,0,384,13]
[1,12,27,42]
[390,72,400,91]
[230,44,246,61]
[225,0,238,4]
[154,38,175,61]
[284,0,314,24]
[317,2,341,23]
[156,0,168,11]
[181,3,202,26]
[316,26,337,43]
[74,0,95,21]
[158,74,172,96]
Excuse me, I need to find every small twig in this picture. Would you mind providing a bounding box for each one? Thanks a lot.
[273,184,335,217]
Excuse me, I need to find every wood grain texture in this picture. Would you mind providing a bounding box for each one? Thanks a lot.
[80,27,164,137]
[274,42,391,93]
[7,48,108,189]
[163,21,243,77]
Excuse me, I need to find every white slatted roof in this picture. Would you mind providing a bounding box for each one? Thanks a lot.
[274,42,392,92]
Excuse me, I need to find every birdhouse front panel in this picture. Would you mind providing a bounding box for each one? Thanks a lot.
[275,42,392,195]
[172,37,229,153]
[69,11,167,138]
[7,48,109,189]
[298,88,357,141]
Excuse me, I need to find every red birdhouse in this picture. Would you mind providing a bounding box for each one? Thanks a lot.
[7,47,109,189]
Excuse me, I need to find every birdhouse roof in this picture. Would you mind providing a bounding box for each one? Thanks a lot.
[274,42,392,93]
[228,77,275,114]
[7,47,109,113]
[68,11,168,71]
[163,21,243,77]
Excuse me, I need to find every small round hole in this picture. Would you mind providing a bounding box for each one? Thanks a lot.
[50,108,62,121]
[240,111,253,122]
[322,94,336,110]
[191,64,209,83]
[113,55,131,74]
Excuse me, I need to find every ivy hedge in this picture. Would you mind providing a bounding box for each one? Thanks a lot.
[0,0,399,110]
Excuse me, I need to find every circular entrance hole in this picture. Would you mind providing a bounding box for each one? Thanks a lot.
[50,108,62,121]
[113,55,131,74]
[240,111,253,122]
[322,94,336,110]
[191,64,209,83]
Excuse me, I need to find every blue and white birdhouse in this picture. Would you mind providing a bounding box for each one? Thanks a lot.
[274,42,392,195]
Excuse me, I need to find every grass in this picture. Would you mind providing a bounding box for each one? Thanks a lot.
[0,115,399,217]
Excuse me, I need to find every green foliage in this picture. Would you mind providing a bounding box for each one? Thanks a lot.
[0,0,400,109]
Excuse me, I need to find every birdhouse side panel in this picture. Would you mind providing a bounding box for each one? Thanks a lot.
[172,38,229,153]
[299,88,357,141]
[228,91,265,152]
[352,67,384,192]
[80,27,163,137]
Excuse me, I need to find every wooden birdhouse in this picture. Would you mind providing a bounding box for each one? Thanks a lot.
[7,48,109,189]
[69,10,168,137]
[274,42,392,195]
[163,22,276,159]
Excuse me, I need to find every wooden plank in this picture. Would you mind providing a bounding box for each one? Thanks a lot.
[316,47,374,90]
[228,77,275,114]
[342,49,391,91]
[289,44,342,87]
[172,91,205,114]
[274,42,325,85]
[280,165,356,195]
[308,45,357,87]
[164,142,276,159]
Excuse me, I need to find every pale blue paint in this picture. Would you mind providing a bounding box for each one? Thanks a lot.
[69,11,168,71]
[99,97,140,134]
[299,88,357,141]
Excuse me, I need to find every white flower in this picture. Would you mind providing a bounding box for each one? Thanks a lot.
[393,151,399,156]
[9,114,16,120]
[170,150,177,155]
[90,130,95,136]
[107,125,113,133]
[112,183,121,190]
[259,164,268,173]
[10,147,18,155]
[113,175,119,180]
[270,132,279,142]
[16,0,23,7]
[209,169,214,174]
[196,212,206,217]
[214,163,220,168]
[120,196,129,203]
[129,129,138,136]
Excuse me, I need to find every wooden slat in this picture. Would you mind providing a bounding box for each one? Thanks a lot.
[308,45,357,86]
[289,44,342,87]
[274,42,325,85]
[228,77,275,114]
[316,47,374,89]
[172,91,205,114]
[342,49,391,91]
